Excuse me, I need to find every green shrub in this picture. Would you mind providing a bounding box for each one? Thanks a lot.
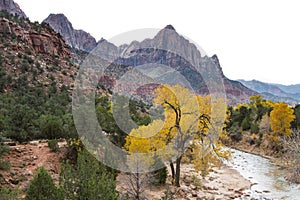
[152,166,167,185]
[0,160,10,170]
[228,123,243,142]
[241,117,251,131]
[48,139,59,152]
[251,122,259,134]
[0,135,10,171]
[0,186,20,200]
[39,115,64,139]
[60,150,118,200]
[26,167,63,200]
[151,155,167,185]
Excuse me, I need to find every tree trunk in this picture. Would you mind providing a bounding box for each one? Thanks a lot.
[175,155,182,187]
[170,161,175,183]
[136,172,140,200]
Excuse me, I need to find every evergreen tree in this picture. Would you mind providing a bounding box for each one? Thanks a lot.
[241,117,251,131]
[60,150,118,200]
[292,105,300,129]
[39,115,64,139]
[26,167,63,200]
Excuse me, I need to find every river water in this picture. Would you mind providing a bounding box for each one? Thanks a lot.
[227,149,299,200]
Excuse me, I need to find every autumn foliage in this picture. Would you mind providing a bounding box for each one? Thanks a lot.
[269,102,295,149]
[124,84,229,186]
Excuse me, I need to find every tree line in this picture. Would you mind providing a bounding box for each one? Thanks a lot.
[1,81,300,199]
[225,95,299,150]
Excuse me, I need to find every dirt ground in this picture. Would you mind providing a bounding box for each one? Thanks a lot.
[0,140,67,198]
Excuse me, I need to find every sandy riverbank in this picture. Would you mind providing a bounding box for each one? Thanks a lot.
[117,163,252,200]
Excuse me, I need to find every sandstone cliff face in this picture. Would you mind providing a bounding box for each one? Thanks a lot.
[43,14,97,52]
[0,17,69,57]
[0,0,27,18]
[0,13,76,93]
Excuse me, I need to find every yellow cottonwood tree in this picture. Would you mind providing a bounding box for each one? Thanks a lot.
[125,84,229,187]
[269,102,295,149]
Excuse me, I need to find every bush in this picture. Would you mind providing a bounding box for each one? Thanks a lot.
[228,124,243,142]
[151,155,167,185]
[0,160,10,170]
[251,123,259,134]
[152,165,167,185]
[0,135,10,171]
[59,150,118,200]
[0,186,20,200]
[26,167,63,200]
[39,115,64,139]
[230,131,243,142]
[241,117,251,131]
[48,139,59,152]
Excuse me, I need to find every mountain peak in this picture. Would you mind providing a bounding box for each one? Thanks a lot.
[0,0,27,18]
[44,13,76,33]
[43,14,97,52]
[48,13,68,20]
[164,24,176,31]
[45,13,72,27]
[98,37,107,43]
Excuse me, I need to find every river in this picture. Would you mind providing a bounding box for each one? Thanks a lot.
[226,149,299,200]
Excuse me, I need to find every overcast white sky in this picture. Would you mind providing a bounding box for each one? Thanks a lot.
[16,0,300,85]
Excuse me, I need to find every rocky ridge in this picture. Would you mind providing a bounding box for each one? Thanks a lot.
[0,17,69,56]
[0,0,26,18]
[0,11,77,92]
[43,14,97,52]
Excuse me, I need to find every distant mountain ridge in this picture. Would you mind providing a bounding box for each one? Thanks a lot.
[271,83,300,95]
[238,79,300,104]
